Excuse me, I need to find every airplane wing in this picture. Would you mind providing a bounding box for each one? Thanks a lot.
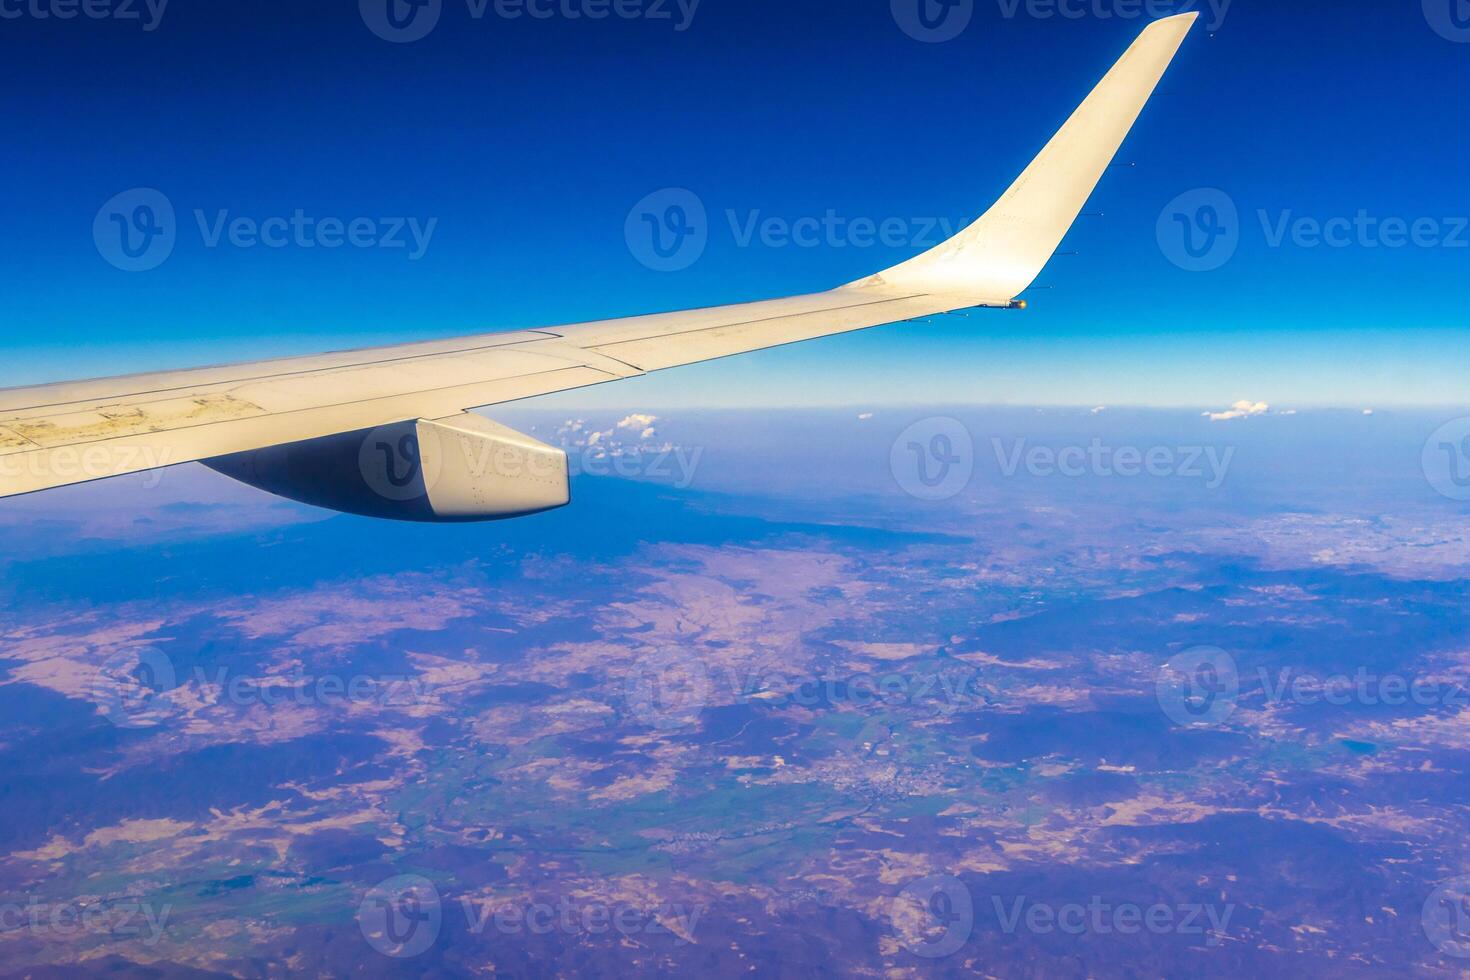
[0,14,1197,520]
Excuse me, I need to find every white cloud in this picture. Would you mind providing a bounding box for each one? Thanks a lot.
[552,413,683,460]
[1204,400,1269,422]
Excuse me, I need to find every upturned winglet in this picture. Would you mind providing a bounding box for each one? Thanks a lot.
[851,12,1198,305]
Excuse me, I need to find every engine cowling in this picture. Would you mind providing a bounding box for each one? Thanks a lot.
[203,413,569,522]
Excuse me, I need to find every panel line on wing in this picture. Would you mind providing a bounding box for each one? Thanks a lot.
[575,292,930,352]
[0,330,569,415]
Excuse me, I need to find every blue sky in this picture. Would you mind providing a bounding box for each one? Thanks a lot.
[1,0,1467,409]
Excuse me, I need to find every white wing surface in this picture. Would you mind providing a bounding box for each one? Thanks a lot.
[0,14,1196,514]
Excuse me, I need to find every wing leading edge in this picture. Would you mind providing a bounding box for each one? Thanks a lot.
[0,14,1196,503]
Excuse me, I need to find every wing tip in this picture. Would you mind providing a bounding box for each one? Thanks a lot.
[1140,11,1200,40]
[850,11,1198,303]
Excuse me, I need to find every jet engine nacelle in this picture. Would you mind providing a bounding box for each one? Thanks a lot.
[204,413,569,522]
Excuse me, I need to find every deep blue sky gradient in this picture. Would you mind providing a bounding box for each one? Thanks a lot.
[1,0,1467,408]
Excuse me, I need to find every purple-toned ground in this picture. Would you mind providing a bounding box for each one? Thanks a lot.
[3,406,1470,977]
